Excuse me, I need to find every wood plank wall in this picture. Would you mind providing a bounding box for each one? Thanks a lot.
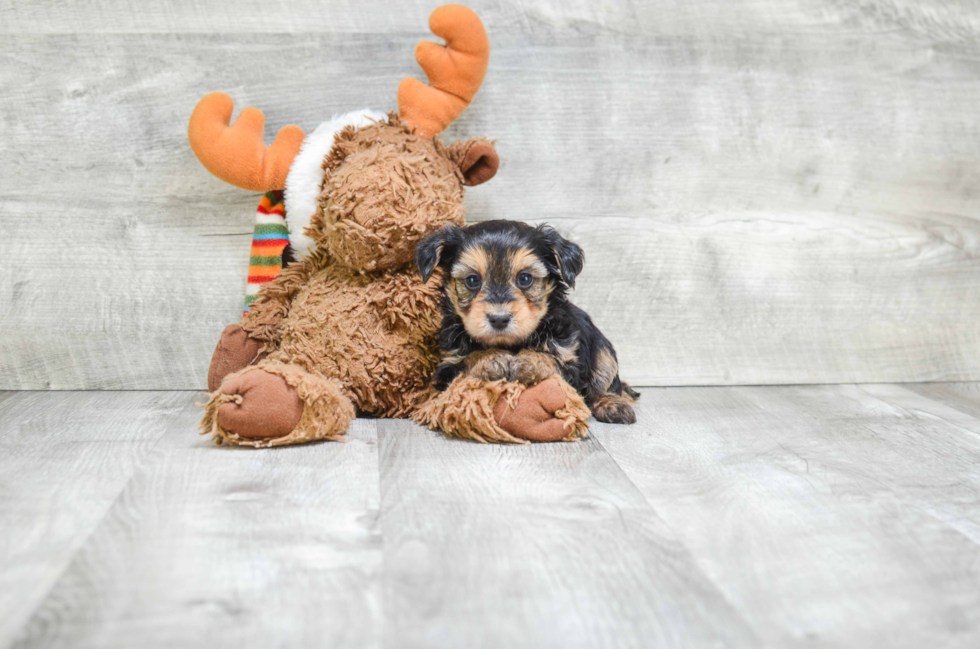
[1,0,978,389]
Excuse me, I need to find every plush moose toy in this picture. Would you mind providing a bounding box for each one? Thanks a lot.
[193,5,590,446]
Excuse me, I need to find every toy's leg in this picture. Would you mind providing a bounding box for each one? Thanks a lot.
[412,375,590,444]
[200,362,355,448]
[207,324,267,392]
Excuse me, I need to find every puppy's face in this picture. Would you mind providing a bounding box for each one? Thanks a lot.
[448,243,553,346]
[417,221,585,347]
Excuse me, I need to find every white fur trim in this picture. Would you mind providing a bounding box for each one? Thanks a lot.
[283,108,388,259]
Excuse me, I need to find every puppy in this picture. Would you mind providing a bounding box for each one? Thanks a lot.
[416,220,639,424]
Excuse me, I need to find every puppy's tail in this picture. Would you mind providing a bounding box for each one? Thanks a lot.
[621,381,640,401]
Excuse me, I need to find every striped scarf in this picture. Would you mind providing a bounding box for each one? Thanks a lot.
[243,190,290,315]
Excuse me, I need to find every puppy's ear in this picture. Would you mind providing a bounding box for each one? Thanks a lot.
[416,225,464,282]
[537,226,585,288]
[446,138,499,186]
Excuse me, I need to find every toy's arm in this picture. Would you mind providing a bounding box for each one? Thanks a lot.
[413,374,590,444]
[239,256,316,348]
[206,256,312,393]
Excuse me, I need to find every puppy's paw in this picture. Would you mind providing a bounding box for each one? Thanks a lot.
[513,350,561,385]
[466,350,520,383]
[592,394,637,425]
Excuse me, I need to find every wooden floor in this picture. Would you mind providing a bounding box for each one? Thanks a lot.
[2,383,980,648]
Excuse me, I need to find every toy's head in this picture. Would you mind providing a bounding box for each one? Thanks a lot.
[187,4,498,273]
[310,117,495,272]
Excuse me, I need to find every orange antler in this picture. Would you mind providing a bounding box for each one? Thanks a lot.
[188,92,305,192]
[398,5,490,138]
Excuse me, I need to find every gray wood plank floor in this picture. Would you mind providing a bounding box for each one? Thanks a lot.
[2,384,980,648]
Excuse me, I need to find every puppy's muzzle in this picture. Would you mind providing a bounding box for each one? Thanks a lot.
[487,310,513,331]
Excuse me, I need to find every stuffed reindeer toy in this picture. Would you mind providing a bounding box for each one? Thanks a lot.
[193,4,590,446]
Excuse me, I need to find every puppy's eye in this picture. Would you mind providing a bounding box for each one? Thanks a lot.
[464,274,481,290]
[516,272,534,289]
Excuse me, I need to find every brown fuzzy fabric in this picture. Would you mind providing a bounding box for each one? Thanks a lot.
[237,256,316,350]
[200,363,355,448]
[413,374,528,444]
[314,116,469,273]
[202,117,585,447]
[202,119,474,446]
[241,251,445,418]
[412,374,590,444]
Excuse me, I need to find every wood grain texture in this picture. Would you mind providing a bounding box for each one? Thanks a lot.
[2,0,979,40]
[1,0,980,388]
[0,391,191,648]
[9,398,383,649]
[857,382,980,543]
[904,381,980,420]
[376,417,758,649]
[592,384,980,648]
[4,385,980,646]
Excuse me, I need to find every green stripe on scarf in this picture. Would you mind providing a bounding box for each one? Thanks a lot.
[253,223,290,235]
[250,255,283,265]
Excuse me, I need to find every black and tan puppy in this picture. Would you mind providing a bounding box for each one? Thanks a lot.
[416,220,639,424]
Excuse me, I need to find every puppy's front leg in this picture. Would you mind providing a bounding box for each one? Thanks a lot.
[464,350,561,386]
[512,350,561,386]
[465,350,521,383]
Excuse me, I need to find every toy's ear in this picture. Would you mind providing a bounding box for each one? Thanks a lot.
[447,138,499,186]
[536,226,584,289]
[416,225,464,282]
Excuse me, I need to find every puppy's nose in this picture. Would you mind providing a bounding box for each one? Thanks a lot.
[487,311,512,331]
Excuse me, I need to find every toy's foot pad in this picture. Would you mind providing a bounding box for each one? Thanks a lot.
[216,369,303,439]
[494,378,584,442]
